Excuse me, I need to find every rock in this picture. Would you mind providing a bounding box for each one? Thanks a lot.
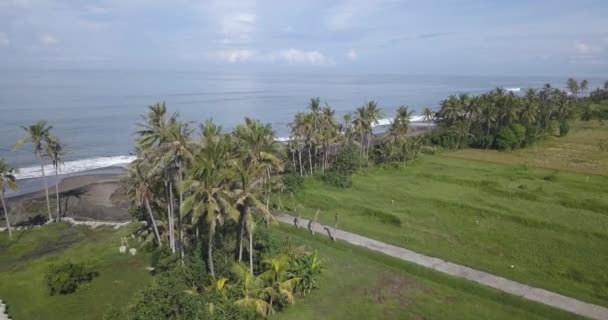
[119,246,127,254]
[129,248,137,256]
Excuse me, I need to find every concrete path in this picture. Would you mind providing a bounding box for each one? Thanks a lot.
[276,213,608,320]
[0,299,12,320]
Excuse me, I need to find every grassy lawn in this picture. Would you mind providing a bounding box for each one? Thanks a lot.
[0,223,152,320]
[447,120,608,176]
[271,225,584,320]
[285,154,608,307]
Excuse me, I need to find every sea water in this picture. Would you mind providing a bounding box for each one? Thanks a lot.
[1,69,603,178]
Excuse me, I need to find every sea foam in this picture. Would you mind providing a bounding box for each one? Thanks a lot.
[15,155,136,179]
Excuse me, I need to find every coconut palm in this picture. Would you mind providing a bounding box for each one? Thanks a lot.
[45,137,64,220]
[13,120,53,221]
[580,79,589,97]
[182,130,236,277]
[387,105,413,143]
[567,78,579,98]
[259,255,299,313]
[421,107,434,124]
[352,106,368,157]
[363,100,384,157]
[0,158,18,240]
[231,262,270,316]
[125,156,162,248]
[438,95,461,126]
[521,89,540,124]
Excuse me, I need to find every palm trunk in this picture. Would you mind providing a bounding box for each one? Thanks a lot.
[38,155,52,221]
[144,198,162,247]
[1,192,12,240]
[208,228,215,277]
[54,166,60,220]
[238,208,245,261]
[178,168,184,259]
[308,146,313,175]
[248,228,254,275]
[165,181,174,252]
[291,150,296,171]
[298,149,303,176]
[169,181,176,254]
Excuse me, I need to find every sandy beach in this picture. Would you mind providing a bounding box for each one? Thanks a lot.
[2,171,130,227]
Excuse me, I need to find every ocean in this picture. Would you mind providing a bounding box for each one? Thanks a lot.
[0,69,603,179]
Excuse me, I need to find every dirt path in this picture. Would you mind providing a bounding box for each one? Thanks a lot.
[276,213,608,320]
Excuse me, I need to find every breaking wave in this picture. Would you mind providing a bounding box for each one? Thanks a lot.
[15,155,136,180]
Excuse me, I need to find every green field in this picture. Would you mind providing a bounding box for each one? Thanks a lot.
[286,154,608,307]
[0,223,152,320]
[0,222,585,320]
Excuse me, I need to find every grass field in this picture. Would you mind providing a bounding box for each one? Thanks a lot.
[286,153,608,307]
[271,225,584,320]
[0,223,585,320]
[0,223,152,320]
[448,120,608,175]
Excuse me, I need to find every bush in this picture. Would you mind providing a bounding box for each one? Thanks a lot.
[510,124,526,149]
[419,145,436,155]
[321,171,352,188]
[559,121,570,137]
[44,262,98,295]
[495,128,516,150]
[282,173,304,193]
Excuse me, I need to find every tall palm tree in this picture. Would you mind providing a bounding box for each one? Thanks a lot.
[136,102,179,253]
[352,106,368,157]
[45,137,64,220]
[0,158,18,241]
[387,105,413,143]
[421,107,434,124]
[125,156,162,248]
[13,121,53,221]
[567,78,579,98]
[438,95,461,126]
[363,101,383,157]
[521,88,540,125]
[182,128,236,277]
[580,79,589,97]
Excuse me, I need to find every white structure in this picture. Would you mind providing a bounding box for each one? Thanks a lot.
[129,248,137,256]
[119,246,127,254]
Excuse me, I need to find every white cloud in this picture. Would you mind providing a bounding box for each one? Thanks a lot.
[221,12,256,42]
[575,41,602,55]
[347,48,358,61]
[214,49,256,63]
[270,49,331,65]
[40,34,59,45]
[0,33,9,47]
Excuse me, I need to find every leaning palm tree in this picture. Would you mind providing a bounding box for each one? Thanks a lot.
[13,121,53,221]
[45,137,64,220]
[0,158,18,240]
[125,156,163,248]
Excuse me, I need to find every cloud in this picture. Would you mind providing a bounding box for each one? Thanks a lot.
[0,33,8,47]
[221,12,256,42]
[575,41,602,55]
[214,49,256,63]
[270,49,332,65]
[40,34,59,45]
[347,48,357,61]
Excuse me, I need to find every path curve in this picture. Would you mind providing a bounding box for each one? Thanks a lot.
[276,213,608,320]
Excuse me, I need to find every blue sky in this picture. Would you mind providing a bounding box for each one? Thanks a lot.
[0,0,607,76]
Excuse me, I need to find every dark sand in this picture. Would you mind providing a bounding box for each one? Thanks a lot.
[2,173,130,227]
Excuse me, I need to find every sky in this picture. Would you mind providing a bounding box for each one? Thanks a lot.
[0,0,607,76]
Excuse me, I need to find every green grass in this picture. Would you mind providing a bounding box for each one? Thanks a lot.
[271,225,584,320]
[284,155,608,307]
[0,223,152,320]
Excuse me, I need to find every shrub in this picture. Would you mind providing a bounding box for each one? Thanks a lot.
[510,124,526,149]
[419,145,436,155]
[321,171,352,188]
[559,121,570,136]
[282,173,304,193]
[495,127,516,150]
[44,262,98,295]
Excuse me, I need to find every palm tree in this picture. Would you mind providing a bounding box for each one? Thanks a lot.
[363,101,383,157]
[387,105,413,143]
[182,123,236,277]
[421,107,434,124]
[580,79,589,97]
[125,156,162,248]
[352,106,368,157]
[438,95,461,126]
[136,102,180,253]
[567,78,579,98]
[231,263,270,316]
[521,89,539,125]
[13,120,53,221]
[259,255,299,314]
[0,158,18,240]
[45,138,64,220]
